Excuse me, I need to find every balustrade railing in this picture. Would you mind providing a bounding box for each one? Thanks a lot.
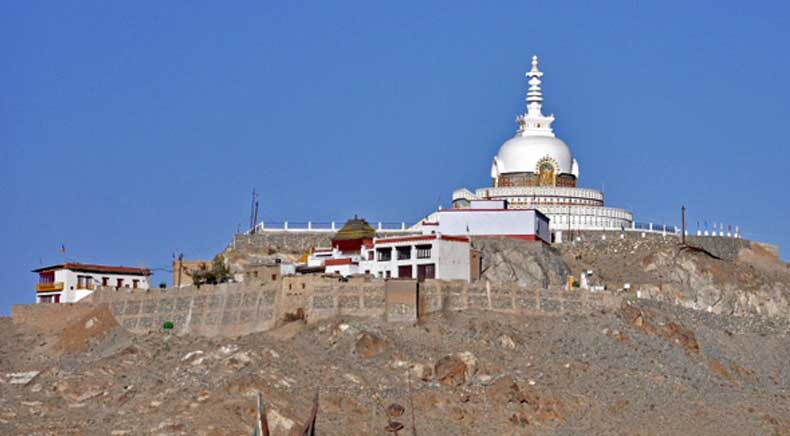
[247,220,413,234]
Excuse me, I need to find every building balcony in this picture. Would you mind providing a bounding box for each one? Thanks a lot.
[36,282,64,292]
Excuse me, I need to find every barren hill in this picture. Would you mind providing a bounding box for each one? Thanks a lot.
[3,233,789,435]
[2,297,789,435]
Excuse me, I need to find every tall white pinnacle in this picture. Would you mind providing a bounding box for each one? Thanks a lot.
[526,55,544,108]
[516,55,555,137]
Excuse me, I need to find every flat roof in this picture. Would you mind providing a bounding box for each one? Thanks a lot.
[375,234,470,244]
[437,207,550,222]
[32,262,152,276]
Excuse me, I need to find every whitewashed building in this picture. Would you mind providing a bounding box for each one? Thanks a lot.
[451,56,634,240]
[32,263,152,303]
[415,200,551,244]
[319,234,472,281]
[364,234,471,281]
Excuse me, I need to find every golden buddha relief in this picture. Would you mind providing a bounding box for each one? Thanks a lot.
[538,161,556,186]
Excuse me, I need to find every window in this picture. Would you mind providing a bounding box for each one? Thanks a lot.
[102,277,109,287]
[396,246,411,260]
[116,278,124,288]
[417,263,435,281]
[368,251,374,261]
[415,244,432,259]
[271,274,277,281]
[132,279,139,289]
[385,270,391,278]
[77,275,85,289]
[38,271,54,284]
[376,248,392,262]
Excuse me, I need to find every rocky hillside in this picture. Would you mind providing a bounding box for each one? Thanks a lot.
[558,235,790,319]
[225,232,790,320]
[466,235,790,320]
[2,298,789,435]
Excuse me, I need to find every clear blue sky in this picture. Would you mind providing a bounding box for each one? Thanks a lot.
[2,1,789,314]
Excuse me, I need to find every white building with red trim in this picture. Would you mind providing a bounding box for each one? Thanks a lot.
[313,234,471,281]
[32,263,152,304]
[415,200,551,244]
[362,234,471,281]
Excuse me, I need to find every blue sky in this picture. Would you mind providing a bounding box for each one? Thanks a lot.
[2,1,789,314]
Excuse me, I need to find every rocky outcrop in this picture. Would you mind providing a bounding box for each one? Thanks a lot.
[638,247,790,318]
[685,235,750,261]
[556,233,790,319]
[472,238,570,288]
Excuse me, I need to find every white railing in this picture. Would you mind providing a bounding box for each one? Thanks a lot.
[558,222,741,240]
[247,220,741,239]
[248,221,414,234]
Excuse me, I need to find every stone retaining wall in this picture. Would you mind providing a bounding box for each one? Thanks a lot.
[88,283,280,337]
[419,280,622,317]
[232,231,419,255]
[19,277,624,338]
[685,236,750,261]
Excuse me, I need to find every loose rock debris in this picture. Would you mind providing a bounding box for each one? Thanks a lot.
[1,298,789,435]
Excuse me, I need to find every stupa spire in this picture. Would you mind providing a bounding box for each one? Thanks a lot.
[516,55,555,136]
[526,55,544,108]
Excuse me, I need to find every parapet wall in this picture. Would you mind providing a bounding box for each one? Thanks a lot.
[231,230,421,255]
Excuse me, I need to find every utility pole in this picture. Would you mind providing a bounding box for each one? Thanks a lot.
[681,205,686,245]
[253,195,259,233]
[177,253,183,288]
[249,188,260,234]
[249,188,256,234]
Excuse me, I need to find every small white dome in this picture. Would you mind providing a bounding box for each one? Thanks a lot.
[491,134,576,177]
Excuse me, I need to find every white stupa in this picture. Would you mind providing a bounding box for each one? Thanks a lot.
[452,56,633,239]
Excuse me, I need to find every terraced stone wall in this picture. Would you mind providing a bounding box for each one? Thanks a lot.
[68,276,623,337]
[418,280,622,317]
[89,283,280,337]
[304,278,386,322]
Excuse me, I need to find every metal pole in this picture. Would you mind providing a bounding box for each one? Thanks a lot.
[177,253,183,288]
[681,206,686,245]
[249,188,256,233]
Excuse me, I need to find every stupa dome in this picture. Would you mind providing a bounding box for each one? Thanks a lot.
[489,55,579,181]
[491,135,575,177]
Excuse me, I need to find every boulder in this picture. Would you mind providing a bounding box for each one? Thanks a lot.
[435,352,478,387]
[411,363,433,382]
[354,331,388,359]
[435,355,467,387]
